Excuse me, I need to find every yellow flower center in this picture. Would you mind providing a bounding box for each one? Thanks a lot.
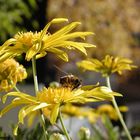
[37,87,73,104]
[14,31,50,49]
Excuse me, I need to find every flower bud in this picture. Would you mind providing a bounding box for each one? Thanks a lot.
[78,127,91,140]
[49,133,65,140]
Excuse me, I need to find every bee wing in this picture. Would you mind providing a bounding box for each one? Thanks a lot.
[81,82,99,90]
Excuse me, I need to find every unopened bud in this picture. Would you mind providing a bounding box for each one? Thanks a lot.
[78,127,91,140]
[49,133,65,140]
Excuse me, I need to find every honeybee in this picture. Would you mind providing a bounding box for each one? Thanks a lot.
[54,65,82,90]
[60,74,82,90]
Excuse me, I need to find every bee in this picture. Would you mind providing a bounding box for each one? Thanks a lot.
[60,74,82,90]
[53,65,82,90]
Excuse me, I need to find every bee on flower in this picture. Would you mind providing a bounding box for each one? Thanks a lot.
[0,58,27,92]
[0,85,122,135]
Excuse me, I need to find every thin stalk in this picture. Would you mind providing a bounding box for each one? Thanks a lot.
[106,76,133,140]
[54,124,64,133]
[13,85,20,92]
[9,80,20,92]
[32,56,39,93]
[32,56,48,140]
[59,111,71,140]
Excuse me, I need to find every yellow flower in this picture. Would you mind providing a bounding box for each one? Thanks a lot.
[0,18,95,62]
[97,104,118,120]
[77,55,137,77]
[0,59,27,92]
[97,104,128,121]
[83,110,99,124]
[61,104,99,123]
[61,104,87,118]
[43,104,84,121]
[0,86,121,133]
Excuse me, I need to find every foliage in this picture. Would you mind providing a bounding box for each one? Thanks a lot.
[90,116,120,140]
[0,0,38,42]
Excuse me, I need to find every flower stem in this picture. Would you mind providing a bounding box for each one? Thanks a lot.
[32,56,39,93]
[9,80,20,92]
[106,76,133,140]
[13,85,20,92]
[32,56,48,140]
[59,110,71,140]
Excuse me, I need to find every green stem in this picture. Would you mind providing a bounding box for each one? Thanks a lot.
[13,86,20,92]
[32,56,39,93]
[106,76,133,140]
[9,80,20,92]
[54,124,64,133]
[32,56,48,140]
[59,110,71,140]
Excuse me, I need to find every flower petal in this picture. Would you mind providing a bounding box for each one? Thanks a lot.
[50,104,60,124]
[0,100,23,117]
[47,48,68,62]
[18,102,50,124]
[2,92,38,103]
[40,18,69,40]
[57,32,94,40]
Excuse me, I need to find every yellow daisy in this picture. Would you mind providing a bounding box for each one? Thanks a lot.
[0,86,121,130]
[97,104,128,121]
[0,18,95,62]
[60,104,98,123]
[60,104,85,117]
[0,59,27,92]
[77,55,137,77]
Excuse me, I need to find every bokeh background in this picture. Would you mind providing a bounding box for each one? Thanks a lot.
[0,0,140,135]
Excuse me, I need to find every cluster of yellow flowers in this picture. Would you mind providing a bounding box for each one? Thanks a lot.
[61,104,128,123]
[0,18,136,139]
[0,59,27,92]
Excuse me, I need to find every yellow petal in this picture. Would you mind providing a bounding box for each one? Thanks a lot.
[119,106,128,112]
[0,38,16,53]
[47,48,68,62]
[77,60,98,71]
[40,18,68,40]
[27,111,38,127]
[50,104,60,124]
[13,124,19,136]
[26,44,41,61]
[18,103,50,124]
[81,83,99,90]
[0,101,23,117]
[2,92,38,103]
[0,53,13,62]
[36,52,47,59]
[84,86,122,101]
[58,32,94,40]
[50,22,81,40]
[60,41,87,55]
